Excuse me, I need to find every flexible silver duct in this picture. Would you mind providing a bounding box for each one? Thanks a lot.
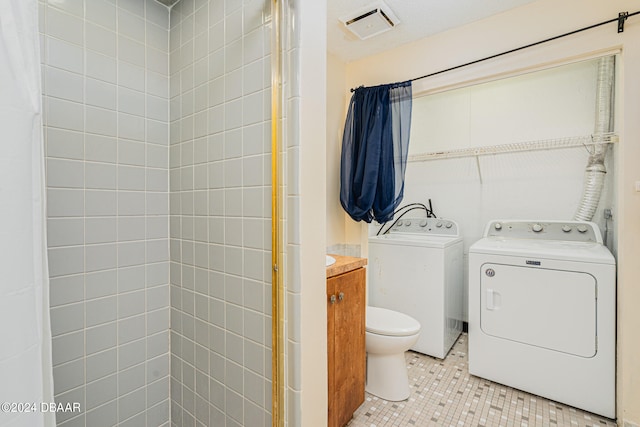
[573,56,615,221]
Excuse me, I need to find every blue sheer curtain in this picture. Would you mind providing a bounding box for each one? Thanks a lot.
[340,81,412,223]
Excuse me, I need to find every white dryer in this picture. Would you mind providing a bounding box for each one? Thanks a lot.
[469,220,615,418]
[368,218,463,359]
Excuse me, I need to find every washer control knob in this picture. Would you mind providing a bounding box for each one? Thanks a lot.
[532,223,543,232]
[562,225,572,232]
[445,222,452,229]
[577,225,588,233]
[404,220,411,226]
[494,222,502,230]
[436,221,443,228]
[419,220,428,227]
[397,220,403,226]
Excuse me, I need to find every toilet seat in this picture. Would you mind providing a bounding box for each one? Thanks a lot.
[366,306,421,337]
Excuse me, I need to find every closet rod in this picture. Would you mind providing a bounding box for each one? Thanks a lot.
[350,10,640,92]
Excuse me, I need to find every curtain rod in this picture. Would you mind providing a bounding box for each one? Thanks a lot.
[350,10,639,92]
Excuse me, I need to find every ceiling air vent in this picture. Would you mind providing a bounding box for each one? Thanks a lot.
[340,2,400,40]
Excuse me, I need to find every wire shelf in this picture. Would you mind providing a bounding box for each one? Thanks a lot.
[407,133,619,162]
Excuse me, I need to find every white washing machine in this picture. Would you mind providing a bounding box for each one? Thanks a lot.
[368,218,463,359]
[469,220,616,418]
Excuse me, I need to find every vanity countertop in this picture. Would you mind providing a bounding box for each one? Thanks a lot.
[326,254,367,278]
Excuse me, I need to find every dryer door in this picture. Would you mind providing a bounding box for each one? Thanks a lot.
[480,263,596,357]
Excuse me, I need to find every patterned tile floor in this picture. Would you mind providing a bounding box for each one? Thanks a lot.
[347,334,617,427]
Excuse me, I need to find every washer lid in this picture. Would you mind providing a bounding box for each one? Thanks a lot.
[366,306,421,336]
[369,233,462,249]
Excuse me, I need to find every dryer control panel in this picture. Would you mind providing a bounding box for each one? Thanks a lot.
[388,217,459,236]
[484,220,601,243]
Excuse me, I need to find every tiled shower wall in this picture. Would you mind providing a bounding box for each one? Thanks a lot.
[40,0,171,425]
[168,0,273,426]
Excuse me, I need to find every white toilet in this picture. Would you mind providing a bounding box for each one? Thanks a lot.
[365,306,421,401]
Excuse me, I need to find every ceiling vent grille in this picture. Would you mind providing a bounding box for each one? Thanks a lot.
[340,2,400,40]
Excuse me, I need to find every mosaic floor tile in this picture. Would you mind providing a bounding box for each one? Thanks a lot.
[347,334,617,427]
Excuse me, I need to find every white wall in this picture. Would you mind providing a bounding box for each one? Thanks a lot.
[342,0,640,423]
[326,53,347,248]
[396,58,614,321]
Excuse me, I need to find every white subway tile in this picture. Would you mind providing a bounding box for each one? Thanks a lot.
[147,215,169,239]
[243,27,264,65]
[47,188,84,217]
[148,120,169,146]
[52,330,84,366]
[118,290,146,319]
[148,46,169,76]
[47,98,84,132]
[118,113,145,141]
[224,98,242,130]
[118,165,146,191]
[86,78,117,109]
[50,274,84,307]
[118,87,146,117]
[86,23,117,57]
[85,190,117,217]
[119,0,144,18]
[148,95,169,121]
[118,191,146,215]
[85,243,118,272]
[47,158,84,188]
[118,217,146,242]
[147,168,168,191]
[86,373,117,411]
[225,68,243,101]
[118,140,146,167]
[46,128,84,160]
[118,36,145,67]
[242,90,262,125]
[47,37,83,74]
[86,348,117,383]
[86,296,117,327]
[85,268,118,305]
[85,162,117,189]
[85,218,117,245]
[146,1,170,33]
[118,241,146,268]
[146,192,169,215]
[47,218,84,247]
[86,322,117,355]
[118,61,145,91]
[242,59,262,95]
[86,50,117,83]
[194,32,208,62]
[86,106,117,136]
[119,10,146,43]
[86,398,117,427]
[118,315,146,345]
[86,0,117,30]
[118,265,146,293]
[45,66,83,103]
[50,301,84,335]
[225,39,243,72]
[47,7,84,46]
[147,71,169,98]
[53,358,85,395]
[224,128,242,159]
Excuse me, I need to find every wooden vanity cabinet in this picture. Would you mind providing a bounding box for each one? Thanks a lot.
[327,267,366,427]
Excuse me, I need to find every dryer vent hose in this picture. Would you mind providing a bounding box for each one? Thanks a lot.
[573,56,615,222]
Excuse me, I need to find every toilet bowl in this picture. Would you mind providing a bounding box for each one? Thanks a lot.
[365,306,421,401]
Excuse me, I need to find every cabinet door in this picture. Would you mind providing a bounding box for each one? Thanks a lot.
[328,268,366,427]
